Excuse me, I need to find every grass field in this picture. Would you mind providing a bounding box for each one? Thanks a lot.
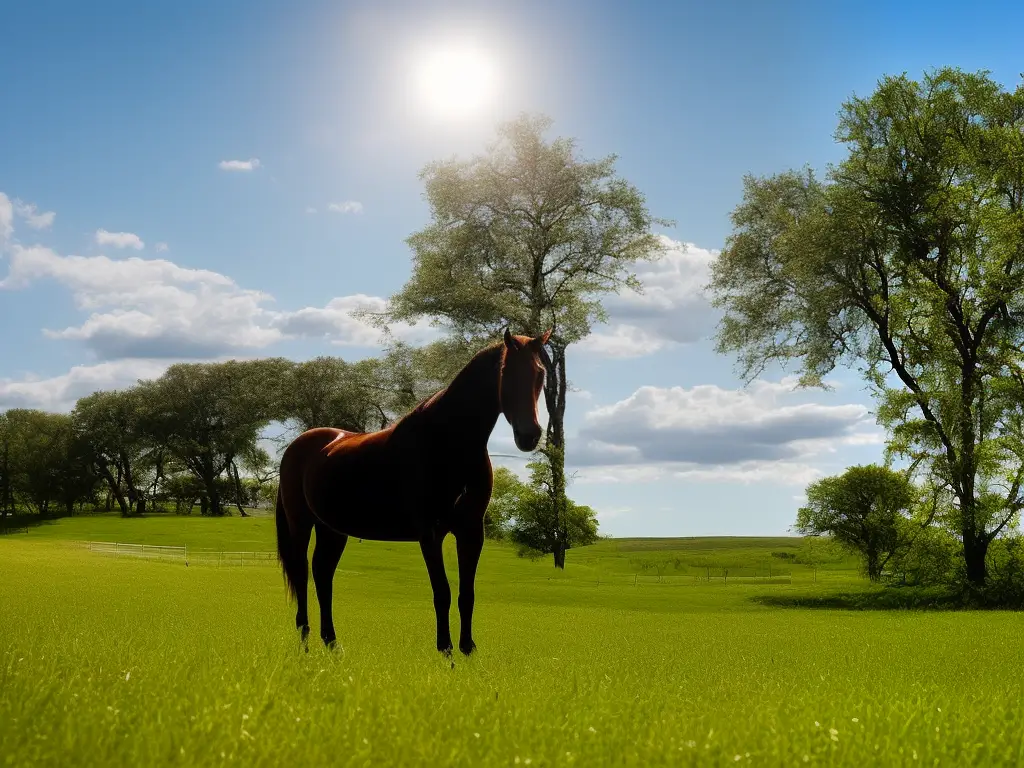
[2,516,1022,766]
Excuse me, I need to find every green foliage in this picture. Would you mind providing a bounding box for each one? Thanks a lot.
[709,67,1024,585]
[888,523,959,587]
[796,465,917,581]
[73,389,160,516]
[486,459,600,556]
[281,356,388,433]
[144,358,291,516]
[0,409,97,517]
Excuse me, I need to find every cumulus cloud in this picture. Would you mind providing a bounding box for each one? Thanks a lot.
[327,200,364,214]
[95,229,144,250]
[569,379,878,485]
[218,158,261,172]
[154,242,169,252]
[0,359,171,412]
[0,245,431,360]
[272,294,435,347]
[579,235,719,358]
[0,193,12,244]
[14,200,55,230]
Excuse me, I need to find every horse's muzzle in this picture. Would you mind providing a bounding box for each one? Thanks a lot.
[513,426,542,452]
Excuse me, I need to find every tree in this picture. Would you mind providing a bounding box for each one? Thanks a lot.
[494,458,600,558]
[146,359,288,516]
[484,466,528,540]
[3,410,93,516]
[281,356,387,434]
[708,68,1024,586]
[378,113,668,568]
[796,465,917,581]
[73,389,158,516]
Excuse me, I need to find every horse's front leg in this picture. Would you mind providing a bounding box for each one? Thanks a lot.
[419,531,453,655]
[453,520,483,655]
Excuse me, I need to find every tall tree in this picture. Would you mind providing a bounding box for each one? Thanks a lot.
[281,356,387,433]
[146,359,288,516]
[708,68,1024,587]
[73,389,157,516]
[378,113,668,568]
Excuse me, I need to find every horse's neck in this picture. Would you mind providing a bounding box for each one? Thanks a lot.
[429,345,503,446]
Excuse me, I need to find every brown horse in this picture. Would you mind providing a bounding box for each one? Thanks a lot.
[275,328,550,655]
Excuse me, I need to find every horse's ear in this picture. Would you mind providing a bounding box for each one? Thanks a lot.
[536,328,552,346]
[503,327,522,350]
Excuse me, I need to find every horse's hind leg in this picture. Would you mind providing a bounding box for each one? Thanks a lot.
[292,520,314,645]
[312,523,348,650]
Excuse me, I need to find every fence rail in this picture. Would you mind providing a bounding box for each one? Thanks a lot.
[84,541,281,567]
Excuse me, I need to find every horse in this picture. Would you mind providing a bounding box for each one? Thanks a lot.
[275,328,551,656]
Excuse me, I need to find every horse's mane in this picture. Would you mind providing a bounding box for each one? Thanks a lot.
[391,341,505,430]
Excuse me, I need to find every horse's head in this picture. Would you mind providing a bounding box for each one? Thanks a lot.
[500,327,552,452]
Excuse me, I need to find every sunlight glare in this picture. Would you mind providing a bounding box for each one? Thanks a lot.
[414,42,498,121]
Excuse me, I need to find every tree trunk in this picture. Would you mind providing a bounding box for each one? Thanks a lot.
[866,550,881,582]
[99,465,130,516]
[229,460,249,517]
[541,341,569,570]
[963,531,989,587]
[552,542,567,569]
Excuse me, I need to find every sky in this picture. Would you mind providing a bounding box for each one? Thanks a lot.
[2,0,1023,537]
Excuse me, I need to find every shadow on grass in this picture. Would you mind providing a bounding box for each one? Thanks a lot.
[750,587,980,612]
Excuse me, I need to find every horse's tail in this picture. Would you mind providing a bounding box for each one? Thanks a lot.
[275,486,302,601]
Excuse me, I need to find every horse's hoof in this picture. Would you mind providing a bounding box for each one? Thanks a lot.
[438,643,454,657]
[324,638,338,651]
[299,625,310,642]
[459,641,477,656]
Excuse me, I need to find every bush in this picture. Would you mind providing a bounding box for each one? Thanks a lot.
[886,525,958,587]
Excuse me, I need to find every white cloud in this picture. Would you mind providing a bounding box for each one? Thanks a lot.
[155,242,169,252]
[95,229,144,250]
[568,378,876,485]
[305,207,317,214]
[272,294,435,347]
[1,245,278,359]
[0,359,170,412]
[0,193,12,244]
[327,200,364,215]
[218,158,261,172]
[580,235,719,358]
[13,200,55,230]
[576,324,668,358]
[1,245,432,360]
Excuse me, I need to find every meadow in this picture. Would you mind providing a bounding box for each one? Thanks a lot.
[2,515,1023,766]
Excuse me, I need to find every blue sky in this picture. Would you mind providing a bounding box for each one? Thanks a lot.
[2,0,1022,536]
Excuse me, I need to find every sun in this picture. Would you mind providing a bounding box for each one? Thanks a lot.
[414,42,498,121]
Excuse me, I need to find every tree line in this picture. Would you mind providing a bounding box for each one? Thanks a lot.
[0,347,599,555]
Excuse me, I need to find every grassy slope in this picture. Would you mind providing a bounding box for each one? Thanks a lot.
[2,517,1017,766]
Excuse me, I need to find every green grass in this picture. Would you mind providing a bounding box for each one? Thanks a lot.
[2,516,1022,766]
